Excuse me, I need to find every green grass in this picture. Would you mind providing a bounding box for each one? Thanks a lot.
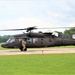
[0,54,75,75]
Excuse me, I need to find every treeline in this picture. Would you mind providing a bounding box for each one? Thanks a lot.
[0,35,11,42]
[58,27,75,38]
[0,27,75,42]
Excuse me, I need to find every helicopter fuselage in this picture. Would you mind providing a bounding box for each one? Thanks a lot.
[1,32,75,50]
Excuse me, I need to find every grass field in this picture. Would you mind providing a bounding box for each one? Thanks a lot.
[0,43,75,75]
[0,54,75,75]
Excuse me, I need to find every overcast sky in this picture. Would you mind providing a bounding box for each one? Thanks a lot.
[0,0,75,35]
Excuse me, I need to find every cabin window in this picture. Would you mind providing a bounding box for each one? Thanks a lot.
[27,38,32,43]
[41,42,43,44]
[28,38,30,40]
[33,38,38,44]
[28,41,31,43]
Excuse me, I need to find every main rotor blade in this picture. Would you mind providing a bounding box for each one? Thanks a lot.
[38,27,75,29]
[0,26,37,31]
[0,26,75,31]
[0,28,27,31]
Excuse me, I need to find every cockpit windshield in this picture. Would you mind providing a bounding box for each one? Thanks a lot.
[6,37,15,43]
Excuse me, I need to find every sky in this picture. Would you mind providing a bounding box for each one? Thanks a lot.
[0,0,75,35]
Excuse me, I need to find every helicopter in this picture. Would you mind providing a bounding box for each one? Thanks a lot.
[0,26,75,51]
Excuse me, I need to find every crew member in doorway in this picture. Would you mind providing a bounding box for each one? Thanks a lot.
[22,39,27,51]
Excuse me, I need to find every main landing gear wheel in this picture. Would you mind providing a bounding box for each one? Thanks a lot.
[24,47,27,51]
[19,47,27,51]
[19,47,23,51]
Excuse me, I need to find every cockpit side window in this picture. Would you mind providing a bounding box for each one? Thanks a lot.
[10,38,15,43]
[6,38,11,43]
[6,37,15,43]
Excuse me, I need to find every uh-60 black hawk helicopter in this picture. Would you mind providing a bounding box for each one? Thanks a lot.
[0,26,75,51]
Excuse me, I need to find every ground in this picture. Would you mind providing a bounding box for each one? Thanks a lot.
[0,48,75,55]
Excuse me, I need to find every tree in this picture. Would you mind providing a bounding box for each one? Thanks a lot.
[63,27,75,38]
[0,35,11,42]
[55,27,75,38]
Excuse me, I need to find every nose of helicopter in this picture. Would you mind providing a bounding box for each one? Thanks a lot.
[1,43,7,48]
[1,44,5,48]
